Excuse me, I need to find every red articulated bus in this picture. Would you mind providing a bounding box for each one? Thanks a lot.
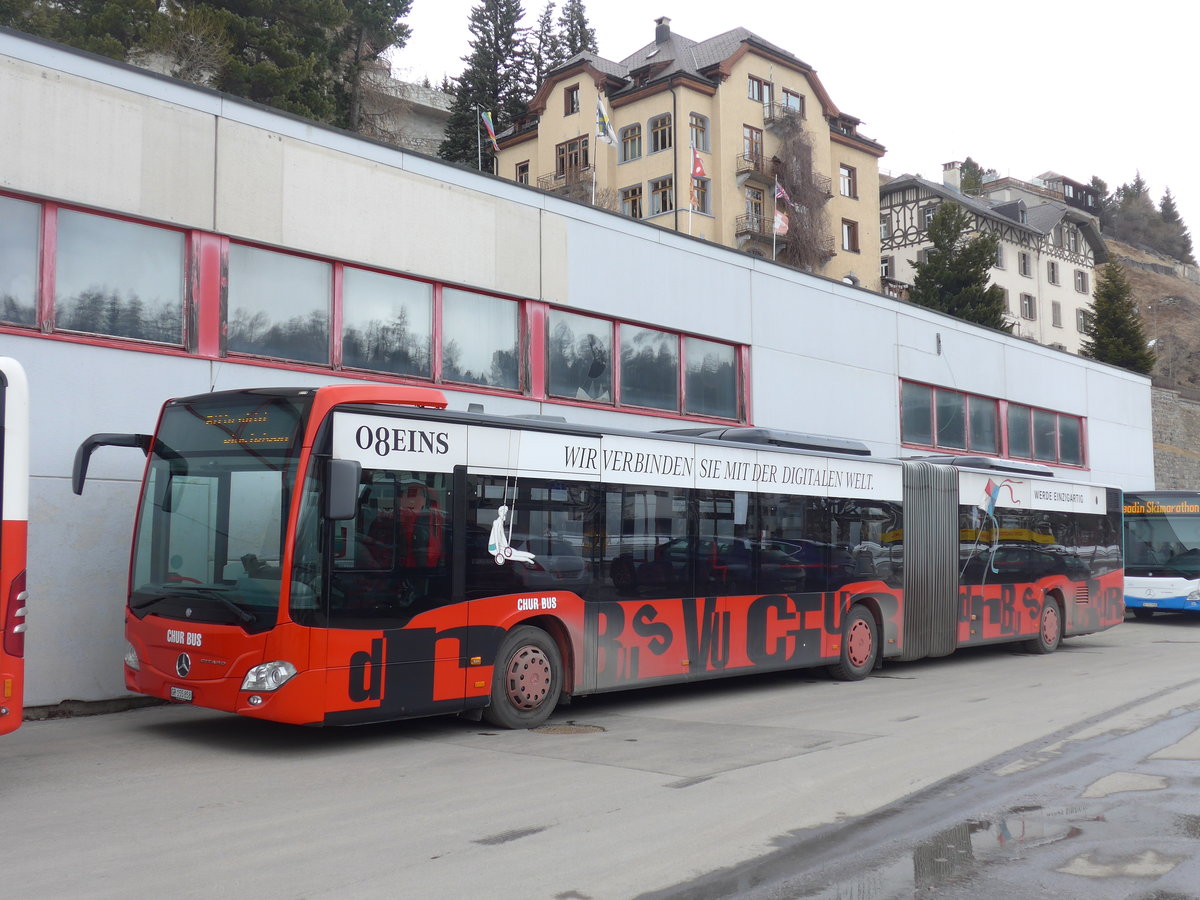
[0,358,29,735]
[73,384,1124,729]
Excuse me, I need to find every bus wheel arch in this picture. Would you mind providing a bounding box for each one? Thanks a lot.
[1024,591,1063,654]
[827,602,879,681]
[483,622,565,729]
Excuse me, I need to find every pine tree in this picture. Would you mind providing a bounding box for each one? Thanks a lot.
[556,0,596,57]
[337,0,414,132]
[439,0,527,170]
[1158,188,1196,265]
[1109,172,1159,250]
[909,202,1011,331]
[959,157,991,195]
[209,0,351,122]
[0,0,160,60]
[524,0,564,95]
[1080,262,1155,375]
[1090,175,1113,232]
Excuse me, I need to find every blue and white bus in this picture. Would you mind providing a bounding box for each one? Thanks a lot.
[1124,491,1200,619]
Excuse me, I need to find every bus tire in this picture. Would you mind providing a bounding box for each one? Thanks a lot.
[827,605,877,681]
[483,625,562,729]
[1131,608,1155,621]
[1023,596,1062,654]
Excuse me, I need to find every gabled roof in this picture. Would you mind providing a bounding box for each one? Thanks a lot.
[880,173,1107,261]
[525,20,874,147]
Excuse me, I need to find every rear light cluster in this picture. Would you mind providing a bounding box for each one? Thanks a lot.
[3,571,27,659]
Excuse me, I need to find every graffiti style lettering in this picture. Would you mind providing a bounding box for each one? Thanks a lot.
[348,637,383,702]
[592,603,637,682]
[631,604,672,655]
[745,594,821,665]
[682,597,730,671]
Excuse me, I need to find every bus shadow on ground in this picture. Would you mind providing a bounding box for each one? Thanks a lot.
[133,637,1111,759]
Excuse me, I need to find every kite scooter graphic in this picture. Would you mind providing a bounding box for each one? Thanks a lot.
[488,504,538,566]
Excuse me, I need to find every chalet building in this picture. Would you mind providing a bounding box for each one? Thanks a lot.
[879,162,1107,354]
[496,17,886,289]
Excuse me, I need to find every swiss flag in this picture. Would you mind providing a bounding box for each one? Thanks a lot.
[691,148,706,179]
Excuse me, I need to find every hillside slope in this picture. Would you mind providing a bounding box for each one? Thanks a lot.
[1106,239,1200,395]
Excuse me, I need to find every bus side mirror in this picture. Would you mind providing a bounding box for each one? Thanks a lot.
[324,459,362,521]
[72,433,152,495]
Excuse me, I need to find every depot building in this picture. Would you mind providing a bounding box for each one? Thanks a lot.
[0,28,1153,708]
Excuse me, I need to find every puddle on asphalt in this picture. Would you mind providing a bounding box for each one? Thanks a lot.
[801,805,1091,899]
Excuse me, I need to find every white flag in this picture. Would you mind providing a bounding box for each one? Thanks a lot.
[596,95,617,147]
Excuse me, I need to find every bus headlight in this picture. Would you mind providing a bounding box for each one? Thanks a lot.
[241,661,298,692]
[124,643,140,671]
[1189,588,1200,603]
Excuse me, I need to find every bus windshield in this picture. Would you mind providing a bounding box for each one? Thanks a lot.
[129,392,311,633]
[1125,498,1200,578]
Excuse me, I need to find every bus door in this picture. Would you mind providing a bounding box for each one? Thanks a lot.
[321,467,467,724]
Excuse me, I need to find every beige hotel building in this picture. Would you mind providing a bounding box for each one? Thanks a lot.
[496,18,886,290]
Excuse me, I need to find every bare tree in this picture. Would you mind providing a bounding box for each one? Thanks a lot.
[770,114,832,273]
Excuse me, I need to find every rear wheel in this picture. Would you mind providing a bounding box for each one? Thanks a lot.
[1131,608,1155,621]
[1023,596,1062,654]
[827,605,877,681]
[483,626,563,729]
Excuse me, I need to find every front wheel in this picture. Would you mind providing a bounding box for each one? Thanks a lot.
[1131,608,1155,621]
[827,605,878,681]
[483,626,563,729]
[1023,596,1062,654]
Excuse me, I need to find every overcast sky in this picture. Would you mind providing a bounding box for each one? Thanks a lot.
[389,0,1197,247]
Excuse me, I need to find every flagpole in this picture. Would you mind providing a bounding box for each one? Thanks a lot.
[475,103,482,171]
[773,177,779,260]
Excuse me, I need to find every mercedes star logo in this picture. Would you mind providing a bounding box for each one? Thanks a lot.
[176,653,192,678]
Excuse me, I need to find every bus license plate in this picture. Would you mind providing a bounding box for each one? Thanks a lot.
[169,686,193,702]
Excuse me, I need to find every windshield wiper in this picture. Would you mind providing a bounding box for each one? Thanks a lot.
[130,585,256,624]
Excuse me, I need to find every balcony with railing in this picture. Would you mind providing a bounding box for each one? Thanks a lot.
[735,214,773,240]
[537,165,594,193]
[735,153,774,185]
[808,172,833,198]
[764,101,805,127]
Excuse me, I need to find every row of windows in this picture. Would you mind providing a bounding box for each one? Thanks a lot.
[1014,292,1092,332]
[901,381,1085,467]
[618,113,696,163]
[617,175,707,218]
[1003,250,1088,292]
[0,193,745,421]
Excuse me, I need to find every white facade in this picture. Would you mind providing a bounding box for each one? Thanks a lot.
[880,166,1104,354]
[0,31,1153,707]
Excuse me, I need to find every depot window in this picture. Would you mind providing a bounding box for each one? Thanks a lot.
[56,208,186,345]
[0,190,748,424]
[902,380,1085,467]
[547,309,741,420]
